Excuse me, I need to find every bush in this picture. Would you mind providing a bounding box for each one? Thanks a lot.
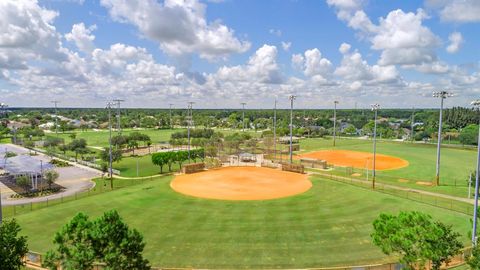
[50,159,71,167]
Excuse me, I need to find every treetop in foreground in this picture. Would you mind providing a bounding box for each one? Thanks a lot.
[371,211,462,270]
[43,210,150,270]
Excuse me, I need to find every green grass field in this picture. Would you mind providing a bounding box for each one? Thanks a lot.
[112,155,182,177]
[14,174,470,268]
[53,128,181,148]
[300,137,477,197]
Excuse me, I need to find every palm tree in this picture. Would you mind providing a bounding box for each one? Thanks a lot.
[43,170,59,190]
[16,175,30,193]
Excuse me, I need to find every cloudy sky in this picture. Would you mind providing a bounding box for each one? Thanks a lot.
[0,0,479,109]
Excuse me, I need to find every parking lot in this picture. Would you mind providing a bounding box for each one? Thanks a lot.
[0,144,100,205]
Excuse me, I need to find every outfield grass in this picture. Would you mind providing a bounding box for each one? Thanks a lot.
[300,137,476,197]
[53,128,182,147]
[14,175,470,268]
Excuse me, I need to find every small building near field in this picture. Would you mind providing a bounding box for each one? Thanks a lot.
[0,154,54,191]
[239,152,257,162]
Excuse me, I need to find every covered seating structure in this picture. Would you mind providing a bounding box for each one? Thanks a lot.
[1,154,54,191]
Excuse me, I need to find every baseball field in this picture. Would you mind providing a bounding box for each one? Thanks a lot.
[13,167,470,268]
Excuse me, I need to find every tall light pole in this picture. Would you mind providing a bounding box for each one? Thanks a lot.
[333,101,339,147]
[471,100,480,246]
[169,103,174,129]
[289,95,296,164]
[411,107,415,141]
[273,99,277,161]
[0,102,7,224]
[113,99,124,134]
[432,91,452,186]
[187,102,194,162]
[51,101,59,137]
[241,102,247,132]
[371,103,380,189]
[106,101,114,187]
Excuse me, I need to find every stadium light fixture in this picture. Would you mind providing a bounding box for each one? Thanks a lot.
[187,102,195,162]
[289,95,297,164]
[432,91,453,186]
[169,104,174,129]
[241,102,247,132]
[51,101,59,137]
[273,98,277,160]
[113,99,124,134]
[471,99,480,246]
[333,101,339,147]
[371,103,380,189]
[0,102,6,224]
[106,101,115,185]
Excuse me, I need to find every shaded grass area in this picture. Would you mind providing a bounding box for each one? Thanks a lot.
[13,175,470,268]
[300,137,476,197]
[112,154,183,177]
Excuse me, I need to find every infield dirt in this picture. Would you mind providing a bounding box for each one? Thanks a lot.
[171,166,312,200]
[299,150,408,170]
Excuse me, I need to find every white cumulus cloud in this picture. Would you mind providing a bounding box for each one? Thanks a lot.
[100,0,250,60]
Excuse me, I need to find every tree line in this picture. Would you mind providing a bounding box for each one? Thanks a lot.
[151,149,205,173]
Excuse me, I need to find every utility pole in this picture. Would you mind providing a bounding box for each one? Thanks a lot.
[169,104,174,129]
[371,103,380,189]
[51,100,59,137]
[187,102,194,162]
[289,95,296,164]
[273,99,277,161]
[106,101,114,188]
[333,101,339,147]
[432,91,452,186]
[241,102,247,132]
[471,100,480,246]
[113,99,124,134]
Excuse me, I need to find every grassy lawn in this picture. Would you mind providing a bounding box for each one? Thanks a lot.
[300,137,476,197]
[14,174,470,268]
[112,154,185,177]
[52,128,183,148]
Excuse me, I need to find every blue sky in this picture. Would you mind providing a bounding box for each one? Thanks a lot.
[0,0,479,109]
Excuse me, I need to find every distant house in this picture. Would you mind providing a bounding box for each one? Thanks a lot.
[39,122,55,129]
[7,121,29,130]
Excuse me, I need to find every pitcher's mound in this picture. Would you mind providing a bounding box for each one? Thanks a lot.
[299,150,408,170]
[171,167,312,201]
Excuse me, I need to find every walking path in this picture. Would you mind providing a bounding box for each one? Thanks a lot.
[310,169,475,205]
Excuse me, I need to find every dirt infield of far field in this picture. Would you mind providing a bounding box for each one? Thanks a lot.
[299,150,409,170]
[171,167,312,201]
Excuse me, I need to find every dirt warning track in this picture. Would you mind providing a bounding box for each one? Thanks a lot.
[299,150,408,170]
[171,166,312,201]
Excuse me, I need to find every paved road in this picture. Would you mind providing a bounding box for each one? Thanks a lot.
[1,144,101,205]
